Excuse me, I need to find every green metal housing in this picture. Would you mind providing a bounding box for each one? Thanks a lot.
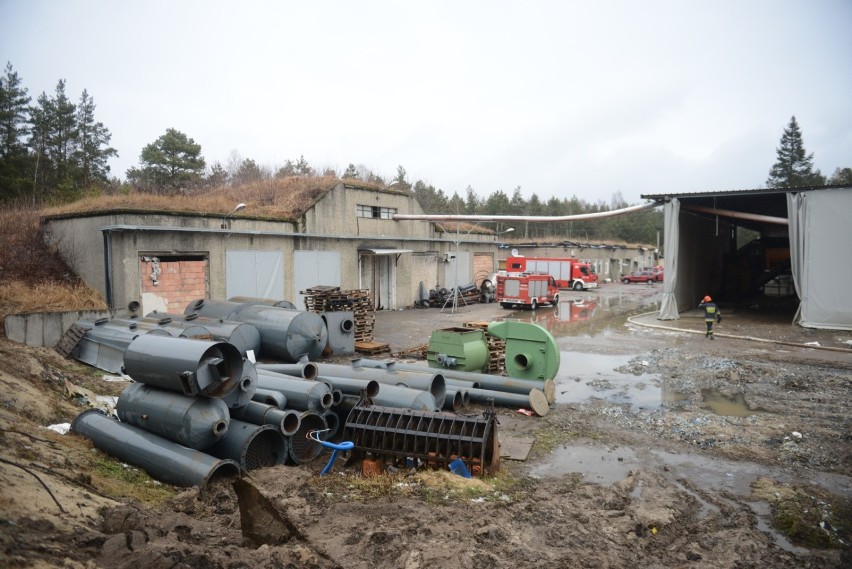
[427,327,489,372]
[487,321,561,381]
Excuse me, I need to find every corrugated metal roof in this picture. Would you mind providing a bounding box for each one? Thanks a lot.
[641,183,849,200]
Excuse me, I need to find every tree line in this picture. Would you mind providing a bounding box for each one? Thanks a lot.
[2,63,850,245]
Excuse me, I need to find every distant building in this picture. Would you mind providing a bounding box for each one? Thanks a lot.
[42,182,497,314]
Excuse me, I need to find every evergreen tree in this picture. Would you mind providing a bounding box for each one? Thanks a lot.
[233,157,264,184]
[127,128,205,192]
[75,89,117,188]
[827,167,852,185]
[766,116,826,188]
[0,62,33,202]
[342,163,358,179]
[206,161,229,187]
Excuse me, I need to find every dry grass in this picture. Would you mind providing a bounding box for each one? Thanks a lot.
[0,281,106,315]
[42,175,346,220]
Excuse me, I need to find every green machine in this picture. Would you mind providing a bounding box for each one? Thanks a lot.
[487,321,560,381]
[427,327,489,372]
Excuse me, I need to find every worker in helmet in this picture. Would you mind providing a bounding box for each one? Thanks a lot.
[698,295,721,339]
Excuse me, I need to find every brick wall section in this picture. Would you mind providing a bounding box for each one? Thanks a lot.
[140,258,208,313]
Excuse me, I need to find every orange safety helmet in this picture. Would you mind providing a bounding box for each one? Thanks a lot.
[702,295,712,303]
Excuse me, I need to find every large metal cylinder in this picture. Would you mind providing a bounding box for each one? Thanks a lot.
[237,305,328,362]
[316,363,446,409]
[230,401,302,436]
[371,383,438,412]
[227,296,297,310]
[185,299,246,320]
[343,405,500,476]
[123,334,246,398]
[147,311,262,357]
[116,383,230,450]
[206,419,288,471]
[288,411,327,465]
[256,370,333,411]
[71,409,240,489]
[72,319,139,374]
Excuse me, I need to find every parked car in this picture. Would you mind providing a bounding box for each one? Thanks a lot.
[622,269,657,284]
[650,266,664,281]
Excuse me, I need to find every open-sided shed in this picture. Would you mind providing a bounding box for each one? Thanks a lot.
[643,185,852,330]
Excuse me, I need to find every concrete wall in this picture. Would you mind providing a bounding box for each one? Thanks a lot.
[5,310,111,348]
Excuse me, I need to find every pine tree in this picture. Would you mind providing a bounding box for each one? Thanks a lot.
[0,62,34,202]
[342,163,358,179]
[75,89,117,188]
[127,128,205,192]
[766,116,825,188]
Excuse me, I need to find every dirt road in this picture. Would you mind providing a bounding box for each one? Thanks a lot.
[1,283,849,568]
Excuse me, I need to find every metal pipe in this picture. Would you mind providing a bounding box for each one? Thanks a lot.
[443,387,465,412]
[681,204,789,225]
[116,383,230,450]
[445,377,480,389]
[123,334,246,398]
[331,388,343,406]
[371,384,438,412]
[315,363,445,409]
[256,370,333,411]
[71,409,240,490]
[316,375,380,398]
[288,411,327,465]
[230,401,302,436]
[362,359,555,403]
[392,201,659,223]
[255,362,319,380]
[253,387,287,409]
[206,419,288,471]
[322,409,340,440]
[467,386,549,416]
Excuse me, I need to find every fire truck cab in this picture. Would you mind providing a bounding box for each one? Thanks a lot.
[496,273,560,310]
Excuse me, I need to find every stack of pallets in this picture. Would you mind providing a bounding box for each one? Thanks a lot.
[301,285,379,346]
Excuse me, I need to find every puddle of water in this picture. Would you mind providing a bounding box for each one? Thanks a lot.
[701,388,763,417]
[554,352,667,412]
[510,296,660,339]
[530,443,638,484]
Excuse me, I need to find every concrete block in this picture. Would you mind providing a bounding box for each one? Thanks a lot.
[24,312,45,347]
[43,313,63,348]
[4,315,27,344]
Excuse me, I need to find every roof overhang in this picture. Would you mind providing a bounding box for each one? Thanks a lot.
[358,248,414,255]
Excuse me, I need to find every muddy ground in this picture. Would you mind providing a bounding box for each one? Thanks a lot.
[0,284,850,568]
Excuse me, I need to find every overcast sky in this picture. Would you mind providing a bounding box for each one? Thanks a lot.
[2,0,850,205]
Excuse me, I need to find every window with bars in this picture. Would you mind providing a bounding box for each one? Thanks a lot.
[357,204,397,219]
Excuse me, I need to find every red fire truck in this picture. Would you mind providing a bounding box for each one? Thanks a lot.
[496,273,560,310]
[504,255,599,290]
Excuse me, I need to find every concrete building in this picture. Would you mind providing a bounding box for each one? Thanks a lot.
[42,182,498,314]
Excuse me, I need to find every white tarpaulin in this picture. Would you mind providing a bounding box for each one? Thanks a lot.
[658,198,680,320]
[787,188,852,330]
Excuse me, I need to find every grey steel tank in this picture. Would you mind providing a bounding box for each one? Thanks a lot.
[206,419,288,471]
[227,296,297,310]
[116,382,230,450]
[187,299,328,362]
[122,334,246,398]
[147,310,262,357]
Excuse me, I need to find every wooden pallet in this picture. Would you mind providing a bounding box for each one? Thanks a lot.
[54,323,87,358]
[355,341,390,355]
